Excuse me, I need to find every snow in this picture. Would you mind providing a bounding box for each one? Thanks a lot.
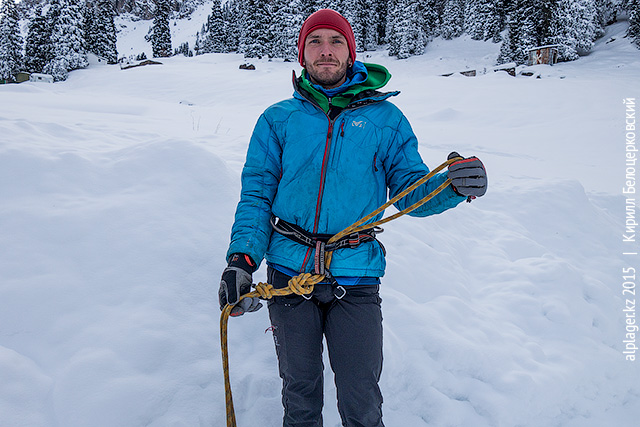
[1,13,640,427]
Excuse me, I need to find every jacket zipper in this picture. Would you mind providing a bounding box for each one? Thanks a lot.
[300,98,335,272]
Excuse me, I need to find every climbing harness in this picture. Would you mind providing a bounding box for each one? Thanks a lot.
[220,156,461,427]
[270,216,385,277]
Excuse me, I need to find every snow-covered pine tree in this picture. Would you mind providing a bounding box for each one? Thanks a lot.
[535,0,559,45]
[268,0,302,61]
[386,0,399,54]
[83,0,118,63]
[373,0,388,45]
[43,0,88,81]
[441,0,464,39]
[388,0,427,59]
[203,0,226,53]
[486,0,505,42]
[193,31,203,55]
[465,0,486,39]
[240,0,270,58]
[25,5,52,73]
[174,41,192,56]
[497,0,538,64]
[421,0,443,39]
[298,0,322,19]
[594,0,616,38]
[340,0,377,51]
[464,0,503,41]
[82,1,98,53]
[547,0,598,61]
[222,0,241,52]
[94,0,118,63]
[0,0,24,82]
[628,0,640,48]
[151,0,172,57]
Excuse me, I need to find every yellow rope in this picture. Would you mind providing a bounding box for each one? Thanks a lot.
[220,157,460,426]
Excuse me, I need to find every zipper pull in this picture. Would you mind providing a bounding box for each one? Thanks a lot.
[340,121,345,137]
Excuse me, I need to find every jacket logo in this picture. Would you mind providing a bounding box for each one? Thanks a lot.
[351,120,367,129]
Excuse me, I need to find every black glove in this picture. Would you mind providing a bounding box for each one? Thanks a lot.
[447,152,487,200]
[219,253,262,317]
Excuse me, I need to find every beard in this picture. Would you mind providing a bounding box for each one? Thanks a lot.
[305,59,350,89]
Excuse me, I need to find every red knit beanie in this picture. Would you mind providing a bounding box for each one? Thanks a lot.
[297,9,357,67]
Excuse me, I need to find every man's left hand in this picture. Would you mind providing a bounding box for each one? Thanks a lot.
[447,152,487,198]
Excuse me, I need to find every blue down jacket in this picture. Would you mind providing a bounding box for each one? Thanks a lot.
[227,66,464,278]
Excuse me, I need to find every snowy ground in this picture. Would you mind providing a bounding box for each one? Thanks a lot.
[1,14,640,427]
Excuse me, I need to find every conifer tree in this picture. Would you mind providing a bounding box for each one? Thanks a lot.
[373,0,388,45]
[497,0,537,64]
[441,0,464,39]
[536,0,558,45]
[594,0,616,38]
[84,0,118,63]
[95,0,118,62]
[421,0,442,39]
[151,0,172,57]
[488,0,506,42]
[465,0,487,40]
[628,0,640,48]
[269,0,302,60]
[43,0,88,81]
[194,31,203,55]
[0,0,24,82]
[241,0,270,58]
[547,0,598,61]
[222,0,242,53]
[203,0,227,53]
[341,0,377,51]
[388,0,427,59]
[298,0,322,19]
[83,1,98,53]
[25,5,52,73]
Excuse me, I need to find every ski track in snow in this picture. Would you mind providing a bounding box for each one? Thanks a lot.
[1,14,640,427]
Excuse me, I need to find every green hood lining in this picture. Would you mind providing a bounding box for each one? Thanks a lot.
[297,63,392,113]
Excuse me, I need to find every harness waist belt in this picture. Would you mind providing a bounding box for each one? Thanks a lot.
[270,216,383,253]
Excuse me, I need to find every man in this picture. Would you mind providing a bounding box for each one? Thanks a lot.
[219,9,487,427]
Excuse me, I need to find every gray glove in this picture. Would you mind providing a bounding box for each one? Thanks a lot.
[447,152,487,199]
[219,253,262,317]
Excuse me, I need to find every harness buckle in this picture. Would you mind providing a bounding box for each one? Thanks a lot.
[334,285,347,300]
[348,232,361,248]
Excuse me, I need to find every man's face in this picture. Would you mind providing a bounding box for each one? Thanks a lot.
[303,28,352,89]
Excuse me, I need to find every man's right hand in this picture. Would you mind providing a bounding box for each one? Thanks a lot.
[219,253,262,317]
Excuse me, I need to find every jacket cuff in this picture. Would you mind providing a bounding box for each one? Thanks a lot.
[227,253,257,274]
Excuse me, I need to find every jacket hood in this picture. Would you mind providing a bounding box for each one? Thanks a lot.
[295,62,394,113]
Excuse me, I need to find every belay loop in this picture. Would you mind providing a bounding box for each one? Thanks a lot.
[220,156,462,427]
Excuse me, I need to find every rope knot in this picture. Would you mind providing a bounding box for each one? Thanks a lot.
[288,273,323,296]
[254,282,276,299]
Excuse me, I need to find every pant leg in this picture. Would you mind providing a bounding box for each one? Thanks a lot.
[267,267,325,427]
[325,285,385,427]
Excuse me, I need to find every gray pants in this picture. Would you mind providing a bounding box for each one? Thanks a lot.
[267,267,385,427]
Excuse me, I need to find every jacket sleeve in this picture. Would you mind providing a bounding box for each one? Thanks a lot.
[382,112,465,217]
[226,113,282,266]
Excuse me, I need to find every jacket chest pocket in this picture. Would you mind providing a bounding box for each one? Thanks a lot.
[330,119,379,175]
